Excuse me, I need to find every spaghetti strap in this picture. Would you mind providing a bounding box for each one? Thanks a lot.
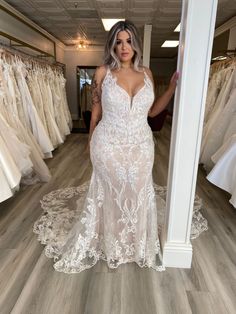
[106,66,111,75]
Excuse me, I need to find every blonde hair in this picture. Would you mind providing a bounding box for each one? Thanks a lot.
[104,20,143,71]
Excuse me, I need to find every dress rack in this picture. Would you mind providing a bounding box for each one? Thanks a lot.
[211,55,236,73]
[0,41,66,73]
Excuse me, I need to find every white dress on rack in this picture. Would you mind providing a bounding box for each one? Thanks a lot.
[51,71,70,138]
[0,59,51,184]
[0,112,33,177]
[204,71,222,125]
[27,71,50,139]
[200,67,236,171]
[33,67,208,273]
[59,74,73,131]
[37,70,64,148]
[0,131,21,202]
[15,61,54,156]
[207,134,236,208]
[0,82,22,198]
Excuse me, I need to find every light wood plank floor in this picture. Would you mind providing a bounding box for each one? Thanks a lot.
[0,122,236,314]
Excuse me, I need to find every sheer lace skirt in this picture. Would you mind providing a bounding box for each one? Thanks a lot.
[33,135,208,274]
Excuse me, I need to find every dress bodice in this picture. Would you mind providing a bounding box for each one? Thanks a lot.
[93,67,155,145]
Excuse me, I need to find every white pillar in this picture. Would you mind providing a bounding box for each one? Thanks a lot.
[161,0,218,268]
[143,24,152,67]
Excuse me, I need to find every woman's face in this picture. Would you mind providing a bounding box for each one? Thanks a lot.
[115,30,135,63]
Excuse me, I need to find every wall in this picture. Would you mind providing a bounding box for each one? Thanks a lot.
[0,1,65,61]
[228,25,236,50]
[64,48,104,119]
[212,30,230,58]
[56,43,65,64]
[150,58,176,78]
[214,16,236,56]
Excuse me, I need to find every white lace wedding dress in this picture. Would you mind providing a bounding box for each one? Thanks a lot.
[33,67,208,273]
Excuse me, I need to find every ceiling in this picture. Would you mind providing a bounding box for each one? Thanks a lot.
[3,0,236,58]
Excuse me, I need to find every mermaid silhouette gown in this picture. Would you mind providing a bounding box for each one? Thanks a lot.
[33,67,208,273]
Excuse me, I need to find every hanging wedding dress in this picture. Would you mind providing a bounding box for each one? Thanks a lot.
[0,57,51,184]
[33,67,208,273]
[0,134,21,202]
[36,68,64,148]
[207,134,236,208]
[60,75,73,131]
[200,67,236,171]
[203,71,222,125]
[0,112,33,178]
[14,59,55,156]
[51,71,71,138]
[27,70,50,139]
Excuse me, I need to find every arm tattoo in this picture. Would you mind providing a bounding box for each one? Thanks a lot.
[91,75,101,108]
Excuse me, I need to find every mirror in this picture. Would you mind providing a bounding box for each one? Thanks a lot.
[77,66,97,132]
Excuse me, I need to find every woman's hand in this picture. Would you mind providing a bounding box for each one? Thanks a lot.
[168,71,179,94]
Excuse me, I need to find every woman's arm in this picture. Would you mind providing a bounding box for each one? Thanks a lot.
[146,68,179,118]
[87,66,106,147]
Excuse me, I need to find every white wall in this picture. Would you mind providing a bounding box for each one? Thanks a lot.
[214,16,236,51]
[56,43,65,64]
[64,49,104,119]
[0,1,65,61]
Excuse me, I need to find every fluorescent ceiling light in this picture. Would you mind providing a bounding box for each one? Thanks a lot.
[161,40,179,48]
[174,23,181,32]
[102,19,125,31]
[212,56,227,61]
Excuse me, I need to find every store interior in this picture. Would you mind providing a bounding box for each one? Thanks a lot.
[0,0,236,313]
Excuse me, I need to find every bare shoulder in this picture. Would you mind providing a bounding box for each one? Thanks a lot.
[93,65,107,82]
[142,66,153,79]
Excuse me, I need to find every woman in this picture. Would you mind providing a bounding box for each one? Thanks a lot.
[33,21,179,273]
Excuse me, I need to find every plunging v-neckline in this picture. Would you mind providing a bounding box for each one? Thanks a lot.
[109,70,147,101]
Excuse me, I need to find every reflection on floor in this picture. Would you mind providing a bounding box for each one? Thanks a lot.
[0,121,235,314]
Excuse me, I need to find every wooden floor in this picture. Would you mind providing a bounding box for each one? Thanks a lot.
[1,122,236,314]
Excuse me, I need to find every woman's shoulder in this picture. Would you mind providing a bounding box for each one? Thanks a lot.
[141,66,152,76]
[95,65,109,75]
[94,65,108,82]
[141,66,154,82]
[94,65,107,81]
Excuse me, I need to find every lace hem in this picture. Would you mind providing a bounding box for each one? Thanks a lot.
[33,181,208,273]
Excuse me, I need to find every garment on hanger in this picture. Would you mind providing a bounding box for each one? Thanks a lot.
[200,63,236,172]
[207,134,236,208]
[0,133,21,202]
[0,47,72,202]
[201,68,236,170]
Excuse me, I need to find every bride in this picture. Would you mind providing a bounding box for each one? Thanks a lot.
[33,21,205,273]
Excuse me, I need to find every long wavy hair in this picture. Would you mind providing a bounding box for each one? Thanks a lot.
[103,20,143,71]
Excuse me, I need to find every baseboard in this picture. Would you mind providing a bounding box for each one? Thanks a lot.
[162,242,193,268]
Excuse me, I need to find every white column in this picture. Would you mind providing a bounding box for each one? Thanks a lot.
[161,0,218,268]
[143,24,152,67]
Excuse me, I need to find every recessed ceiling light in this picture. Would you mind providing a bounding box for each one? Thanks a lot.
[161,40,179,48]
[101,18,125,31]
[174,23,180,32]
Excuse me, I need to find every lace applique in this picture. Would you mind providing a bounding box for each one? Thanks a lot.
[33,180,208,273]
[33,67,208,274]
